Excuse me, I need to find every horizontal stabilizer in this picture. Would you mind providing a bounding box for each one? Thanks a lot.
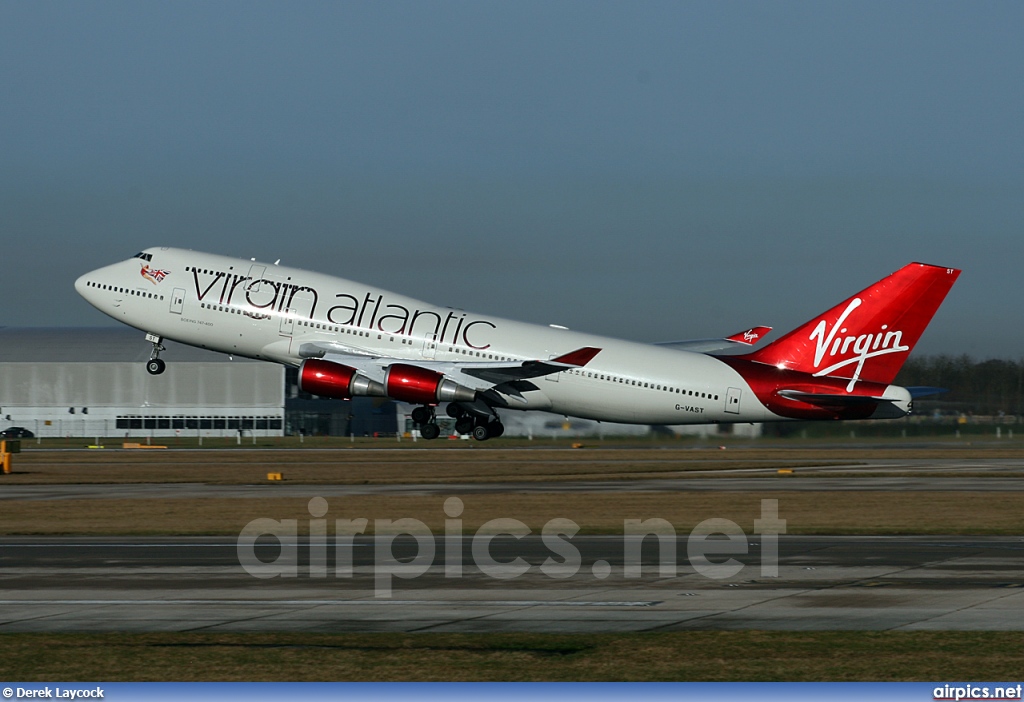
[775,388,910,419]
[777,389,891,406]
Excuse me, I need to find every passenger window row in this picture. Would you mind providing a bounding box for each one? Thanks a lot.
[84,281,163,301]
[448,347,514,362]
[568,368,719,400]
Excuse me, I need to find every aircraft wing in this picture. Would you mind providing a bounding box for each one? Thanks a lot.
[298,340,380,359]
[298,342,601,390]
[458,347,601,384]
[655,326,772,353]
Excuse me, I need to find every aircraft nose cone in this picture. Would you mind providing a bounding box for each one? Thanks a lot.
[75,271,101,308]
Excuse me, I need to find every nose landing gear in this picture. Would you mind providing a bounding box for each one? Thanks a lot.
[145,334,166,375]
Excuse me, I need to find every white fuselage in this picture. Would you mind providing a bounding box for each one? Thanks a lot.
[76,247,779,425]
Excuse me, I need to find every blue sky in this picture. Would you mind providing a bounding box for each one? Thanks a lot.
[2,1,1021,357]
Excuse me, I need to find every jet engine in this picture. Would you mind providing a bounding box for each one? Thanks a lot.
[298,359,386,399]
[385,363,477,404]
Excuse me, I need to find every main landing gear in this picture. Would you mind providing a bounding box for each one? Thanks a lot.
[410,406,441,440]
[410,404,504,441]
[145,334,166,375]
[446,403,504,441]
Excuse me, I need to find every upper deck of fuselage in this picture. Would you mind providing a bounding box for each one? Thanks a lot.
[75,246,738,390]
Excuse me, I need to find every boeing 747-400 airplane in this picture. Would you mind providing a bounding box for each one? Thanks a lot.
[76,249,959,440]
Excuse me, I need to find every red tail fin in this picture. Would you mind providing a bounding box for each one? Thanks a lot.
[741,263,960,387]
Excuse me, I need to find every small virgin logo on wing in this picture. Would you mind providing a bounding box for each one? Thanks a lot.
[808,298,910,390]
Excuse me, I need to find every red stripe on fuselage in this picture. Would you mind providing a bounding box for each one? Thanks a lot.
[716,355,890,420]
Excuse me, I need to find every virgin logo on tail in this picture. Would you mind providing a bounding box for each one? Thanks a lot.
[809,297,909,391]
[737,263,959,390]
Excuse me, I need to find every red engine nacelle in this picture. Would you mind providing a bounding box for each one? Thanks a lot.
[298,359,385,399]
[385,363,477,405]
[299,359,356,399]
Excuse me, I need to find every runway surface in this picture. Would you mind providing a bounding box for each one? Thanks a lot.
[2,535,1023,632]
[3,475,1024,501]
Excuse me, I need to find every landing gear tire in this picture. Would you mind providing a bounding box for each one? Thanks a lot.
[490,421,505,438]
[145,334,166,375]
[471,424,490,441]
[454,417,474,435]
[411,406,433,425]
[420,423,441,440]
[446,403,466,419]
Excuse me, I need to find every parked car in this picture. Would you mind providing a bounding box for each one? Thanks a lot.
[0,427,34,439]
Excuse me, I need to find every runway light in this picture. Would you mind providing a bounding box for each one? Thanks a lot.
[267,472,283,481]
[777,468,794,474]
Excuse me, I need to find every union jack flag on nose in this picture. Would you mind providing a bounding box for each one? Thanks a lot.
[141,264,169,284]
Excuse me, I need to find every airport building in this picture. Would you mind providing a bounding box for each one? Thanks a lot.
[1,327,753,440]
[0,327,285,438]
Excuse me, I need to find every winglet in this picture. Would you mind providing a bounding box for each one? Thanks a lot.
[725,326,772,346]
[551,347,602,366]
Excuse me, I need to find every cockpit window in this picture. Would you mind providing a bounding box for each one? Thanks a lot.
[133,252,153,262]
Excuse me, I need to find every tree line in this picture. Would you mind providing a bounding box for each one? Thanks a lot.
[895,355,1024,416]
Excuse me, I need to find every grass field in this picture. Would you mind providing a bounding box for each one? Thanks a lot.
[6,445,1024,485]
[3,446,1024,535]
[3,491,1024,535]
[3,631,1023,681]
[3,446,856,484]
